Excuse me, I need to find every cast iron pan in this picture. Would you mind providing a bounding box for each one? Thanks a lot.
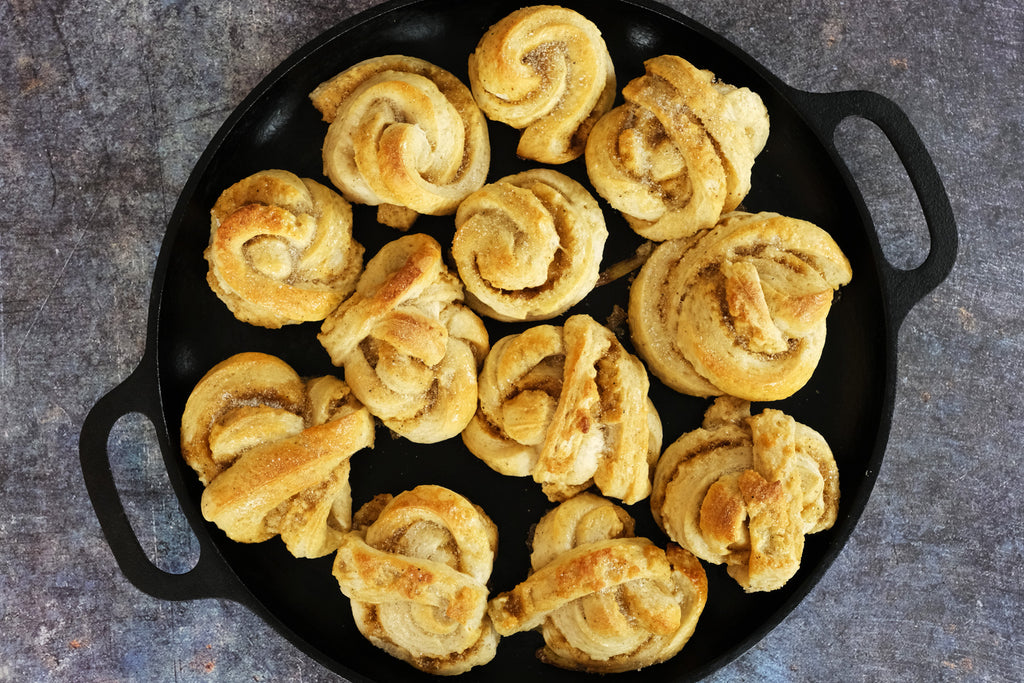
[79,0,957,680]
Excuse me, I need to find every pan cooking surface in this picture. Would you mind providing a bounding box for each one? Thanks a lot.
[153,1,889,680]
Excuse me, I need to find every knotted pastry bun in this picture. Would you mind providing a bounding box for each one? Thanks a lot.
[468,5,616,164]
[318,233,489,443]
[462,314,661,504]
[180,352,375,559]
[629,211,853,401]
[651,396,840,592]
[310,55,490,229]
[452,169,607,322]
[332,485,500,675]
[586,54,769,241]
[488,493,707,673]
[205,169,364,328]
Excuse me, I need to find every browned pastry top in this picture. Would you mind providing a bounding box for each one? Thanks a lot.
[205,169,364,328]
[332,485,500,675]
[629,210,852,400]
[463,314,661,504]
[651,396,840,592]
[180,352,374,558]
[319,233,490,443]
[310,55,490,229]
[488,493,707,672]
[468,5,616,164]
[585,54,769,240]
[452,168,608,322]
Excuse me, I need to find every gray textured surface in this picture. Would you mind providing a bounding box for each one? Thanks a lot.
[2,0,1020,681]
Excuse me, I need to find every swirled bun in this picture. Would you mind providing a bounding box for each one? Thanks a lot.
[629,211,852,401]
[586,54,769,240]
[488,493,707,672]
[332,485,500,675]
[468,5,615,164]
[651,396,840,592]
[318,233,489,443]
[180,352,375,559]
[462,314,661,504]
[452,169,607,321]
[310,55,490,229]
[205,169,364,328]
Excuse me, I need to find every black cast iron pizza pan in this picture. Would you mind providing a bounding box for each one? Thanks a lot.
[79,0,957,680]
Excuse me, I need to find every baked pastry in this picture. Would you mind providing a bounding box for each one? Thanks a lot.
[452,169,608,322]
[205,169,364,328]
[318,233,489,443]
[629,210,853,401]
[468,5,615,164]
[180,352,375,559]
[310,55,490,229]
[585,54,769,241]
[332,485,500,675]
[651,396,840,592]
[488,493,707,673]
[462,314,661,504]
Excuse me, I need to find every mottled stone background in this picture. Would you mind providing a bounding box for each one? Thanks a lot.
[2,0,1020,681]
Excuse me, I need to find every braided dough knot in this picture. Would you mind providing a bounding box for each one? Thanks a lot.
[651,396,840,592]
[205,169,364,328]
[586,54,769,240]
[463,314,661,504]
[453,169,608,321]
[629,210,853,400]
[319,233,489,443]
[180,352,375,558]
[488,493,707,673]
[468,5,616,163]
[310,55,490,229]
[332,485,500,675]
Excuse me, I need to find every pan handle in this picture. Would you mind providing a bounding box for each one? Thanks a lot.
[787,88,958,326]
[79,353,246,602]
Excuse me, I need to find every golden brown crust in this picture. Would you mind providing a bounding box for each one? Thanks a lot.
[310,55,490,228]
[629,210,853,401]
[585,54,769,240]
[332,485,500,675]
[205,169,364,328]
[488,493,707,673]
[452,169,608,322]
[180,352,375,559]
[468,5,616,164]
[462,314,661,504]
[318,233,489,443]
[650,397,840,592]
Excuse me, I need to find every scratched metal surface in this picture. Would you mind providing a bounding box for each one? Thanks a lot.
[1,0,1021,680]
